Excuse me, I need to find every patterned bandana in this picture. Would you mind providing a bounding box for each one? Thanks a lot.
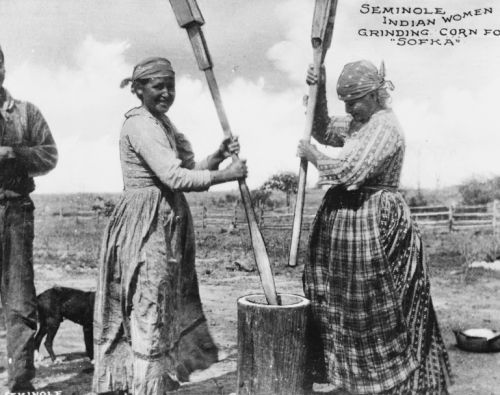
[120,57,175,88]
[336,60,394,101]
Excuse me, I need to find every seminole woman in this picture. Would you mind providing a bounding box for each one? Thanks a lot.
[298,60,452,394]
[93,57,247,394]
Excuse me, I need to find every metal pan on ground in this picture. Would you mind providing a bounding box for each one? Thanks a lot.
[454,328,500,353]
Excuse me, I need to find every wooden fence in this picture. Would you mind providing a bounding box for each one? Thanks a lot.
[191,200,500,233]
[410,200,500,231]
[51,200,500,233]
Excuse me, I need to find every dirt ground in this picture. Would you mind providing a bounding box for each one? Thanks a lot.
[0,258,499,395]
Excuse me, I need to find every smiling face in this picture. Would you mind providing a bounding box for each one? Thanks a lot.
[343,91,380,124]
[135,76,176,116]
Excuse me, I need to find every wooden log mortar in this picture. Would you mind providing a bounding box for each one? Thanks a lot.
[237,294,311,395]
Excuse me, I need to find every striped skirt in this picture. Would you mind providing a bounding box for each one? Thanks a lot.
[303,187,451,394]
[93,188,218,394]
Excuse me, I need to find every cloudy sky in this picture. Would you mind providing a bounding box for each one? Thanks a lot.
[1,0,499,193]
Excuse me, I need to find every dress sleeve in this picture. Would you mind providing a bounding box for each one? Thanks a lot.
[173,131,210,171]
[125,116,211,192]
[316,112,402,187]
[11,103,58,177]
[172,130,196,169]
[165,118,210,170]
[310,85,348,147]
[321,116,351,147]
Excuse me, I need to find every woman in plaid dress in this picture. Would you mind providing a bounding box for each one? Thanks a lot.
[298,60,451,394]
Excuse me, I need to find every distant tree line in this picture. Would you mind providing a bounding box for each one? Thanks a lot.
[94,173,500,213]
[259,172,298,208]
[402,188,428,207]
[193,171,300,210]
[458,176,500,205]
[92,196,117,217]
[403,175,500,207]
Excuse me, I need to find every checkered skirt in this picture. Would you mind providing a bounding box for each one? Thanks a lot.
[304,187,451,394]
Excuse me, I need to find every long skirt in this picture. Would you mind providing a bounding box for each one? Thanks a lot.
[303,187,451,394]
[93,187,218,394]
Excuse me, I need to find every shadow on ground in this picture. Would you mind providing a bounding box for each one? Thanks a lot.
[34,352,94,394]
[37,360,239,395]
[168,371,237,395]
[35,352,239,395]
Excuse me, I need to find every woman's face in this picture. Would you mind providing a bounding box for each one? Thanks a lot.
[138,76,176,116]
[344,92,379,124]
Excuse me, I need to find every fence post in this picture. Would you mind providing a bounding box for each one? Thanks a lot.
[493,200,498,231]
[232,201,238,230]
[448,205,454,232]
[493,200,498,259]
[202,204,207,229]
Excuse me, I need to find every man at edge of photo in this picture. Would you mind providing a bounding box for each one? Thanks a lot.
[0,44,58,391]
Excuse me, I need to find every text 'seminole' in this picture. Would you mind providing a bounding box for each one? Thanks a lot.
[358,3,499,46]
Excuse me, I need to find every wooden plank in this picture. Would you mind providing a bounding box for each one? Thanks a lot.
[453,224,492,230]
[411,211,450,217]
[206,214,235,220]
[455,204,489,210]
[453,220,492,225]
[410,205,449,211]
[453,213,493,218]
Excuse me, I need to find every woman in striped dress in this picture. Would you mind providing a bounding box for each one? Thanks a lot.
[298,60,451,394]
[93,57,247,394]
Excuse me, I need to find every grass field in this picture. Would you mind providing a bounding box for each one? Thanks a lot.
[0,191,499,394]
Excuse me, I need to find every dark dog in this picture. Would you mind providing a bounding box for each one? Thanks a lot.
[34,287,95,361]
[34,286,218,381]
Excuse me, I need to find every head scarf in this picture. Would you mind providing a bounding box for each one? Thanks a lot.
[120,57,175,88]
[336,60,394,101]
